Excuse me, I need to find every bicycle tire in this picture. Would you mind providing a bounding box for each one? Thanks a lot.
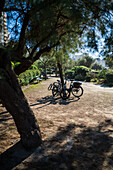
[48,84,53,90]
[72,86,83,97]
[53,81,59,86]
[52,85,59,96]
[60,88,70,100]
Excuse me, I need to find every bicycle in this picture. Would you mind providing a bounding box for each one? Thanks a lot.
[60,79,83,100]
[52,80,62,96]
[48,80,61,91]
[48,80,62,96]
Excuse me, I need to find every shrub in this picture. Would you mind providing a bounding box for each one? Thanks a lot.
[98,69,106,79]
[29,65,38,70]
[91,62,103,70]
[108,83,113,87]
[87,72,98,79]
[105,71,113,83]
[18,69,41,86]
[91,78,98,82]
[72,66,89,77]
[65,69,75,79]
[75,74,84,81]
[85,74,92,82]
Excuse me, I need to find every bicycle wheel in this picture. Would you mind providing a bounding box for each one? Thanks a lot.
[52,85,59,96]
[72,86,83,97]
[48,84,53,90]
[60,88,70,100]
[53,81,59,86]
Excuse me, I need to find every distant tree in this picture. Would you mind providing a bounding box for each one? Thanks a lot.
[91,62,103,70]
[77,54,94,68]
[105,55,113,68]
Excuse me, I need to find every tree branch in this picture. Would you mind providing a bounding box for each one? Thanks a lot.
[34,41,60,61]
[0,0,5,17]
[17,11,30,58]
[14,41,60,75]
[3,7,25,14]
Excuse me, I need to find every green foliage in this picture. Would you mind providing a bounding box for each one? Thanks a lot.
[18,69,41,86]
[108,83,113,87]
[75,74,84,81]
[11,61,15,69]
[46,68,53,74]
[65,66,89,80]
[98,69,106,79]
[76,55,94,68]
[105,70,113,83]
[91,62,103,70]
[85,73,93,82]
[105,55,113,68]
[14,62,21,68]
[72,66,89,77]
[92,78,98,82]
[2,0,113,78]
[29,65,38,70]
[11,62,21,70]
[65,69,75,79]
[85,75,92,82]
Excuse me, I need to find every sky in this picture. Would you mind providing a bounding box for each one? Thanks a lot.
[73,35,105,60]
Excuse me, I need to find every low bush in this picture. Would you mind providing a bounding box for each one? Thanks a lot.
[65,69,75,79]
[72,66,89,77]
[85,74,92,82]
[108,83,113,87]
[86,72,98,81]
[98,69,106,79]
[75,74,84,81]
[105,71,113,83]
[18,69,41,86]
[91,78,98,82]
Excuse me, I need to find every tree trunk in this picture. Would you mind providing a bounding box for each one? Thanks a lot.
[0,0,5,17]
[57,62,64,87]
[0,48,42,149]
[44,64,47,80]
[55,66,58,77]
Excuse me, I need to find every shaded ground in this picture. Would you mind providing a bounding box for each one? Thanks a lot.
[0,77,113,170]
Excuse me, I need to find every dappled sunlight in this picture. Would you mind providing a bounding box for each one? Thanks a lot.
[0,77,113,169]
[11,120,113,170]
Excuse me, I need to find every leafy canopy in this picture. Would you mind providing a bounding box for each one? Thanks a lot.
[2,0,113,74]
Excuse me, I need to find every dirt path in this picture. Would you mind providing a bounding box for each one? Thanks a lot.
[0,77,113,170]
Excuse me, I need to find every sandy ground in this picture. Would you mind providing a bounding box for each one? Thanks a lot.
[0,77,113,170]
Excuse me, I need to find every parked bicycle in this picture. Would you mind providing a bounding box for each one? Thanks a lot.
[60,79,83,100]
[48,79,84,100]
[48,80,62,96]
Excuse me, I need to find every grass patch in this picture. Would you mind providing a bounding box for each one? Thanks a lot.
[23,80,43,93]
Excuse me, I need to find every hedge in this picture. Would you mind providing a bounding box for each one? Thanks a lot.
[105,71,113,83]
[65,69,75,79]
[18,69,41,86]
[65,66,89,80]
[72,66,89,77]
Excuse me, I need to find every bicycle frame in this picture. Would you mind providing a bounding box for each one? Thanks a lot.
[60,79,83,99]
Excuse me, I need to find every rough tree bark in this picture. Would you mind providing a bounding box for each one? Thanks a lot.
[43,63,47,80]
[0,48,42,149]
[0,0,5,17]
[57,62,64,87]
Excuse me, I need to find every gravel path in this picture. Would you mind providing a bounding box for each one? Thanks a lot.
[0,77,113,170]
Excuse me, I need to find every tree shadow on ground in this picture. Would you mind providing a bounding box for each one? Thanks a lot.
[0,141,36,170]
[30,95,80,109]
[94,83,112,88]
[0,110,12,123]
[1,119,113,170]
[17,119,113,170]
